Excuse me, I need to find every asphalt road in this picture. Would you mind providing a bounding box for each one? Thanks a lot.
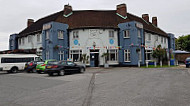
[0,67,190,106]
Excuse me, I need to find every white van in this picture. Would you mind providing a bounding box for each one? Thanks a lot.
[0,54,40,73]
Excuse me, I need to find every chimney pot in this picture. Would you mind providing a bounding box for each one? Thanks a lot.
[64,5,72,16]
[152,17,158,26]
[116,4,127,17]
[142,14,149,22]
[27,19,34,27]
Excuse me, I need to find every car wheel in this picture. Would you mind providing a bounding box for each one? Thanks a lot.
[79,68,85,73]
[32,68,36,73]
[59,70,65,76]
[11,67,18,73]
[48,73,53,76]
[37,71,41,74]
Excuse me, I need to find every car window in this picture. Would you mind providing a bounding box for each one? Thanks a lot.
[67,61,75,66]
[59,61,67,65]
[48,61,58,64]
[37,62,44,64]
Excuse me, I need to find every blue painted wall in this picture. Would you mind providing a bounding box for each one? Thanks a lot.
[9,34,18,50]
[42,22,69,61]
[118,21,145,66]
[168,33,175,50]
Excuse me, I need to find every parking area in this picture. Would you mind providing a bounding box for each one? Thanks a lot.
[0,66,190,106]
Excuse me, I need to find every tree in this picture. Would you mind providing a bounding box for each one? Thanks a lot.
[152,45,167,63]
[175,34,190,51]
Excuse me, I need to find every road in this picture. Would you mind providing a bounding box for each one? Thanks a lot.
[0,67,190,106]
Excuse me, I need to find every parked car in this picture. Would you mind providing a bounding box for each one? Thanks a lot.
[36,59,57,74]
[45,61,85,76]
[25,61,44,73]
[185,57,190,68]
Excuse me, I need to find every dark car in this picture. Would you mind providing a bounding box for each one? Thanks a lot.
[45,61,85,76]
[25,61,44,73]
[185,57,190,68]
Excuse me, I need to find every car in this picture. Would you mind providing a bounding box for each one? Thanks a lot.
[185,57,190,68]
[25,61,44,73]
[45,61,85,76]
[36,59,57,74]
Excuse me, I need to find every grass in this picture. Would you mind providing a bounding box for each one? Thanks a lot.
[141,65,177,68]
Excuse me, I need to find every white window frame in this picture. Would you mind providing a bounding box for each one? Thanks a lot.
[145,50,153,61]
[161,37,163,43]
[164,37,166,44]
[138,29,141,38]
[58,30,64,39]
[124,30,130,38]
[109,30,114,38]
[70,50,82,62]
[58,51,64,60]
[73,31,79,39]
[107,49,118,61]
[28,35,31,43]
[155,35,158,41]
[124,49,131,62]
[46,31,49,40]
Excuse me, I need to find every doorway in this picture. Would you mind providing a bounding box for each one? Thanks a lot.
[90,50,99,67]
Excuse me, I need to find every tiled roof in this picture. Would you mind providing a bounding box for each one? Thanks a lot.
[18,10,168,37]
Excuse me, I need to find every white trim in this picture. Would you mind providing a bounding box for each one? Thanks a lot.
[63,12,73,17]
[124,49,131,62]
[123,30,130,38]
[116,13,127,19]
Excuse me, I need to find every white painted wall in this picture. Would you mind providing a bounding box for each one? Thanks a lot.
[18,33,42,50]
[145,32,168,50]
[69,29,119,65]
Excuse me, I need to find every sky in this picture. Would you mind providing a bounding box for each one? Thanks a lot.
[0,0,190,51]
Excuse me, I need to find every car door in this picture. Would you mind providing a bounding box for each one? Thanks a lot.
[66,61,78,72]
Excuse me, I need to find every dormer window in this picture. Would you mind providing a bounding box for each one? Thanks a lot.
[124,30,130,38]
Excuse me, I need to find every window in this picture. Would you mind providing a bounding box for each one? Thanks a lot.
[1,57,34,63]
[124,30,130,38]
[107,49,118,61]
[58,30,64,39]
[109,31,114,38]
[124,49,131,62]
[164,37,166,44]
[58,51,64,60]
[28,36,31,43]
[155,35,158,41]
[46,31,49,40]
[145,50,153,60]
[22,38,25,44]
[161,37,163,43]
[46,51,49,60]
[19,38,21,45]
[37,34,41,42]
[148,34,151,40]
[70,50,82,62]
[138,29,141,38]
[73,31,79,39]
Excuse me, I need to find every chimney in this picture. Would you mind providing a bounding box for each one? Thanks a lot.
[152,17,158,26]
[142,14,149,22]
[64,4,72,16]
[27,19,34,27]
[116,4,127,18]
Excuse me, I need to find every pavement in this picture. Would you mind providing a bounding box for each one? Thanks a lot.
[0,66,190,106]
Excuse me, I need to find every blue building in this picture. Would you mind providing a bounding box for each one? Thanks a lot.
[9,4,175,67]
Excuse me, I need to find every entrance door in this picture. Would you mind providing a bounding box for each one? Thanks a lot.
[90,50,99,67]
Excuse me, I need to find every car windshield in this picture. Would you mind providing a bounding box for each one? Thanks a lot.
[37,62,44,64]
[48,61,58,64]
[67,61,75,65]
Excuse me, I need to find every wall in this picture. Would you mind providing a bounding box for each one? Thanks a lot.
[118,21,145,66]
[69,29,119,65]
[9,34,18,50]
[42,22,69,60]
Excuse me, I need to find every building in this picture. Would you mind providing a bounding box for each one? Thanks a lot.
[9,3,175,67]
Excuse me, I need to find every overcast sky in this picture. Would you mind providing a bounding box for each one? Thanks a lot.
[0,0,189,51]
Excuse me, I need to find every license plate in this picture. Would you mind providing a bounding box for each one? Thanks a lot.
[47,66,51,68]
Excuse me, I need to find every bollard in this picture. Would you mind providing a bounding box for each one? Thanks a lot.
[138,61,141,67]
[146,61,148,68]
[160,61,162,67]
[154,61,157,67]
[168,61,170,67]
